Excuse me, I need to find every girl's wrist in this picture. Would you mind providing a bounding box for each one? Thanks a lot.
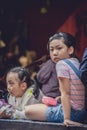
[64,117,70,120]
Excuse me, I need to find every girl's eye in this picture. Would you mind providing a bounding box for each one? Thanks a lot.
[49,48,53,51]
[8,81,14,85]
[10,82,14,85]
[56,47,62,50]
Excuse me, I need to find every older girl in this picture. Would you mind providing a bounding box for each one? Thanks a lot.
[22,32,85,126]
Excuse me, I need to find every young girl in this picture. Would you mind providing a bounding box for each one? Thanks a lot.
[1,32,86,126]
[0,67,43,118]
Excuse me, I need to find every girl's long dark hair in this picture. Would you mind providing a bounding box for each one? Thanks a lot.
[47,32,78,58]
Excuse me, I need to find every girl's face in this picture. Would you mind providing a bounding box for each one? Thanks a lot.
[49,38,73,63]
[6,72,27,97]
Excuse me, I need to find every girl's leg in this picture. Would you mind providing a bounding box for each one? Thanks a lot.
[24,104,48,121]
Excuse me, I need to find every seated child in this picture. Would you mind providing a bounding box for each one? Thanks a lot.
[0,67,43,118]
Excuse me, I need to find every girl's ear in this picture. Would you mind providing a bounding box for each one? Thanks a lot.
[68,46,74,55]
[21,82,27,90]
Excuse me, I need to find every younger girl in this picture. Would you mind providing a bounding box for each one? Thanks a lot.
[7,67,43,110]
[0,67,43,118]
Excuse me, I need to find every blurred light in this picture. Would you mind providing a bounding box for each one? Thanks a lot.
[40,7,47,14]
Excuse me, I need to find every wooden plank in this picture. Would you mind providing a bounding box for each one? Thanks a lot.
[0,119,87,130]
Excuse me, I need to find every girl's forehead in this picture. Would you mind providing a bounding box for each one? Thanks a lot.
[49,38,65,47]
[7,72,18,80]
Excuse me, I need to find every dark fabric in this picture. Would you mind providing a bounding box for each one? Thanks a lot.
[80,48,87,110]
[37,59,60,98]
[80,48,87,84]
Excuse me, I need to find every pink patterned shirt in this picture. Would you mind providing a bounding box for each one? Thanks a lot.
[56,58,85,110]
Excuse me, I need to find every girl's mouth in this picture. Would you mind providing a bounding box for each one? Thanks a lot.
[54,58,60,62]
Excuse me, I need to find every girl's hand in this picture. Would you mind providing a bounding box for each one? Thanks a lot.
[55,96,61,103]
[64,119,83,127]
[0,111,5,118]
[0,111,12,119]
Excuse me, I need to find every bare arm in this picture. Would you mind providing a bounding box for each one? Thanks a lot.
[58,77,82,127]
[59,77,71,120]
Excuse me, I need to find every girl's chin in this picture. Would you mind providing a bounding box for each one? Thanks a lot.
[54,61,57,63]
[9,93,21,97]
[10,93,14,96]
[9,92,15,96]
[53,59,59,63]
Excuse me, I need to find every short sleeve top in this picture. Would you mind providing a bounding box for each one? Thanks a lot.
[56,58,85,110]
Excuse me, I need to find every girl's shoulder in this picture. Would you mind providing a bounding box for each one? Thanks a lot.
[56,58,80,71]
[56,59,67,67]
[56,60,68,72]
[56,58,79,65]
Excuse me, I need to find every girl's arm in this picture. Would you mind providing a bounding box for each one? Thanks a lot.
[59,77,71,121]
[59,77,82,126]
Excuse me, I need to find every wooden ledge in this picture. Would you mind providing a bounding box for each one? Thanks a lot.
[0,119,87,130]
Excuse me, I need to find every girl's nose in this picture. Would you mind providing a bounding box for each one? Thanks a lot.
[53,50,58,55]
[7,85,11,91]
